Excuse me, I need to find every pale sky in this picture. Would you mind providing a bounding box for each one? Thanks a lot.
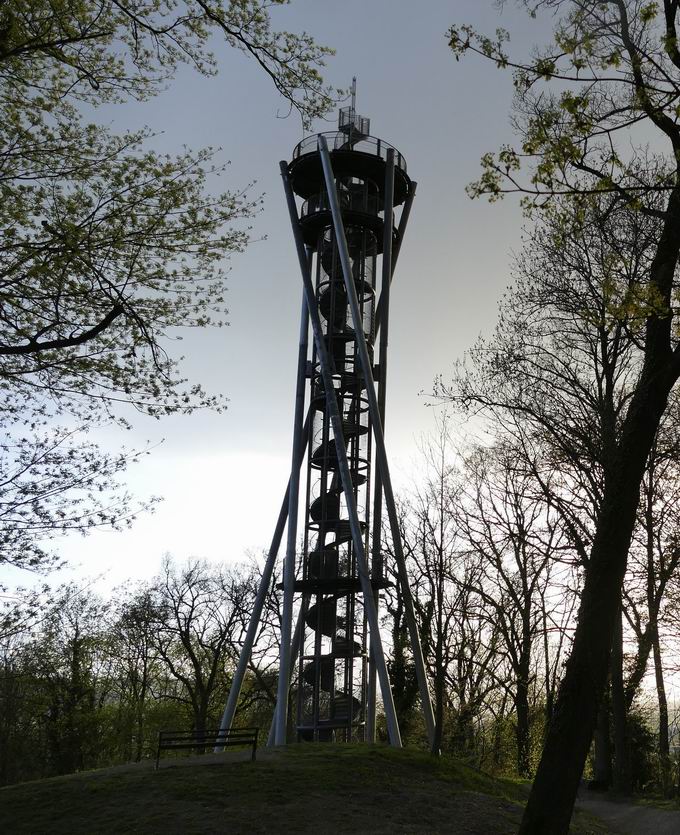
[3,1,553,591]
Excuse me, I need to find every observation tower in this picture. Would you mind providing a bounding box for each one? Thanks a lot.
[219,84,435,749]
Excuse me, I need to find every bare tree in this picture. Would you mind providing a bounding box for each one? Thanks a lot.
[623,416,680,795]
[149,559,249,734]
[456,443,563,777]
[408,414,464,754]
[448,2,680,827]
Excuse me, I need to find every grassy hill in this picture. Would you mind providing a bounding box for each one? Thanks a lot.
[0,744,609,834]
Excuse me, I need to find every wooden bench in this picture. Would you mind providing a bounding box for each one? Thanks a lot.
[155,727,259,769]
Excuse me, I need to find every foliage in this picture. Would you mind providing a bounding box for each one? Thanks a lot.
[0,558,278,785]
[0,0,338,569]
[0,0,338,422]
[448,2,680,829]
[449,1,680,211]
[625,707,657,792]
[0,429,156,570]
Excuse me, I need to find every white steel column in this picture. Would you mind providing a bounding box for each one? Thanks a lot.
[274,286,310,745]
[267,597,308,746]
[280,160,403,748]
[367,149,395,742]
[216,410,311,749]
[367,178,417,739]
[318,135,436,748]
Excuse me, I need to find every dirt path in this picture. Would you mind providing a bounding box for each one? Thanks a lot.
[576,792,680,834]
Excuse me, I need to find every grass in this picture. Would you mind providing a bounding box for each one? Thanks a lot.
[0,744,611,834]
[633,794,680,811]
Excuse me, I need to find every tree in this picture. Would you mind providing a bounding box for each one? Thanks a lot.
[623,416,680,795]
[448,2,680,829]
[0,428,155,570]
[109,589,160,762]
[15,586,115,777]
[0,0,338,569]
[398,417,503,759]
[406,414,463,755]
[0,555,282,784]
[456,443,562,777]
[148,558,258,735]
[385,421,521,764]
[382,555,420,740]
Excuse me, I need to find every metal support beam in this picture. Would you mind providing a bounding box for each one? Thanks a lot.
[267,598,307,747]
[367,149,396,742]
[274,284,310,746]
[280,159,403,748]
[318,135,436,748]
[374,181,417,336]
[216,411,311,749]
[368,176,416,740]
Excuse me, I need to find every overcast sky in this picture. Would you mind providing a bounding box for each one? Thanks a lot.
[5,1,555,590]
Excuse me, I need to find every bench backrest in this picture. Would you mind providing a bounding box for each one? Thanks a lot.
[158,728,258,747]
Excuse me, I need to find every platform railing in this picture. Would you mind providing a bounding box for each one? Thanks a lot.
[292,131,407,174]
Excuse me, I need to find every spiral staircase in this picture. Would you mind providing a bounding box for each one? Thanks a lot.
[284,103,412,743]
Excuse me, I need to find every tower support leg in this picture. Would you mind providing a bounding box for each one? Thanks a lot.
[267,597,308,746]
[215,412,311,750]
[318,136,436,749]
[280,160,403,748]
[374,182,417,334]
[274,287,310,746]
[368,179,416,741]
[368,149,396,742]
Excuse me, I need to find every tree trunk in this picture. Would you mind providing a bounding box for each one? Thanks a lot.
[195,701,208,753]
[455,702,475,755]
[652,628,671,797]
[611,609,631,795]
[519,517,630,830]
[389,594,418,735]
[592,697,612,788]
[135,706,144,762]
[432,587,444,756]
[516,677,531,778]
[432,659,444,755]
[542,598,555,727]
[519,385,670,833]
[492,695,508,770]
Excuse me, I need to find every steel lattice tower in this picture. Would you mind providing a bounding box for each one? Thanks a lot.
[219,86,435,749]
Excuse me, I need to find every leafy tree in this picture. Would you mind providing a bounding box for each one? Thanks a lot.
[0,428,155,570]
[0,632,42,784]
[0,0,337,569]
[448,2,680,829]
[0,556,283,783]
[109,589,159,762]
[13,586,114,777]
[0,582,48,641]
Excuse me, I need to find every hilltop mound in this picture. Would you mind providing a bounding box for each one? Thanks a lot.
[0,744,607,833]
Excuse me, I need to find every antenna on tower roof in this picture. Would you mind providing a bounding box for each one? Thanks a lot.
[338,76,370,143]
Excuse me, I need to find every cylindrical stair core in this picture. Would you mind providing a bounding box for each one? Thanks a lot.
[286,114,412,743]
